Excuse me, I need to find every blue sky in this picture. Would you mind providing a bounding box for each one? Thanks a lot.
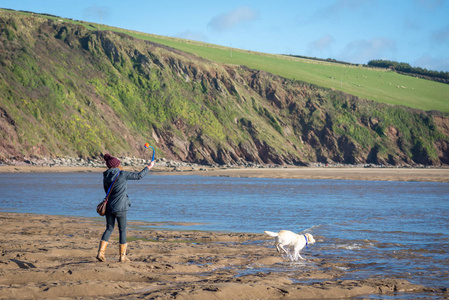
[2,0,449,71]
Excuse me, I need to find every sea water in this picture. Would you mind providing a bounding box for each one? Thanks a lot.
[1,172,448,293]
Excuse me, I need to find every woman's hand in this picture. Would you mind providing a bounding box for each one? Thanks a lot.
[147,161,155,170]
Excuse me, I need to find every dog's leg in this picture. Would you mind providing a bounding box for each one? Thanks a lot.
[292,253,297,261]
[285,247,292,260]
[277,244,290,258]
[292,249,302,261]
[289,251,295,261]
[279,244,289,255]
[282,246,295,261]
[275,243,282,253]
[278,245,294,260]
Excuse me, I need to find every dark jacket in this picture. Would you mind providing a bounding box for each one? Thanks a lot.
[103,167,150,214]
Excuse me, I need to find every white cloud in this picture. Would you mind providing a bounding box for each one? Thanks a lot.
[319,0,376,17]
[208,6,258,32]
[338,38,396,64]
[307,35,335,54]
[414,55,449,72]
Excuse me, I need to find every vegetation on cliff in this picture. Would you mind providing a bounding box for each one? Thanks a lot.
[0,10,448,166]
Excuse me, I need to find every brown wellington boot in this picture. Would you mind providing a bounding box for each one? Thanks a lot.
[96,240,108,262]
[119,243,130,262]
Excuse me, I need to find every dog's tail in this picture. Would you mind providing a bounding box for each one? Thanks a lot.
[264,231,278,237]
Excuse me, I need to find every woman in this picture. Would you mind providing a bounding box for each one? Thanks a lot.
[96,153,155,262]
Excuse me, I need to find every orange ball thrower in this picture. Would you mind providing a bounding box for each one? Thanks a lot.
[144,143,155,161]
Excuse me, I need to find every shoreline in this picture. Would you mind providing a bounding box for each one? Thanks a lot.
[1,165,449,182]
[0,211,445,299]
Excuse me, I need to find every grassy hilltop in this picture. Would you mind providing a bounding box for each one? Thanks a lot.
[0,9,448,166]
[131,35,449,113]
[91,22,449,113]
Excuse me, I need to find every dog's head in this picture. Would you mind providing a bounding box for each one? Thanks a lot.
[305,233,316,245]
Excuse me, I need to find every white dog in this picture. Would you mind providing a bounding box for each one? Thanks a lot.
[264,230,315,261]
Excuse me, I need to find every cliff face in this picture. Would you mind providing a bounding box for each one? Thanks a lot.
[1,11,448,166]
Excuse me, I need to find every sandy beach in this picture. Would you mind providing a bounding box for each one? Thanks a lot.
[1,165,449,182]
[170,166,449,183]
[1,212,444,299]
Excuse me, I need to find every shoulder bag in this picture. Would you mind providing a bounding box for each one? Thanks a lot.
[96,171,120,216]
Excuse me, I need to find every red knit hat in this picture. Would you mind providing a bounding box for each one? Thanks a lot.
[104,153,121,168]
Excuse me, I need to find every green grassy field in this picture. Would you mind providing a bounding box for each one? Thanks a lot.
[4,9,447,113]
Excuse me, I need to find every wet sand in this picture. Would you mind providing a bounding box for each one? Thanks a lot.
[0,212,443,299]
[168,166,449,183]
[1,165,449,182]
